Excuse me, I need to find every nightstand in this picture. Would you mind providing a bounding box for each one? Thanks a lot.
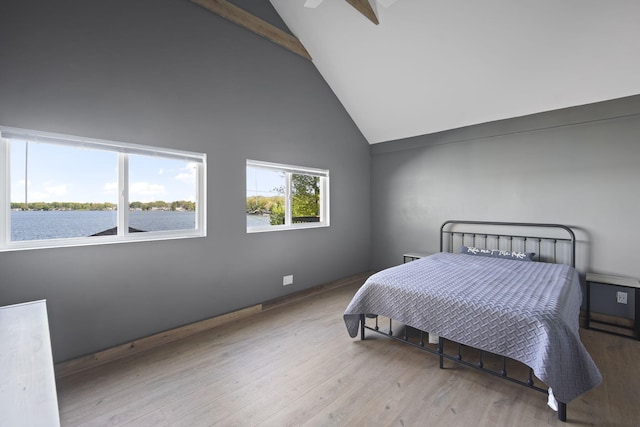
[403,252,432,263]
[585,273,640,340]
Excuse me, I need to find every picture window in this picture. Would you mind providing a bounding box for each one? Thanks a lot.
[0,126,206,251]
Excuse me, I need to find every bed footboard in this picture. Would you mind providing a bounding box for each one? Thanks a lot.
[359,315,568,422]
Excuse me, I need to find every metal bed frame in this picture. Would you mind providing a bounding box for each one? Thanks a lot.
[359,220,577,422]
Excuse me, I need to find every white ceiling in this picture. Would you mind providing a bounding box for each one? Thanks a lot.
[269,0,640,144]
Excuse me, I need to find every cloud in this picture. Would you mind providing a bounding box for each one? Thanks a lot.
[102,181,118,199]
[44,183,68,196]
[30,191,52,201]
[28,182,69,200]
[175,162,197,184]
[130,181,167,196]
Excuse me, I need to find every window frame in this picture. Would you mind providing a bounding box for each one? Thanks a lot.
[246,159,330,233]
[0,126,206,252]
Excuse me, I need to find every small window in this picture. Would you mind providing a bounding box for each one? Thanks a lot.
[0,126,206,251]
[246,160,329,232]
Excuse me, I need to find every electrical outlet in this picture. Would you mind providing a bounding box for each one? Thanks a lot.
[616,291,628,304]
[283,274,293,286]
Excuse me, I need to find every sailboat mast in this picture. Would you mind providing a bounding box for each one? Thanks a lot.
[24,141,28,210]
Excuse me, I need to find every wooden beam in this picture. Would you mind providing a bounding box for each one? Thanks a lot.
[190,0,312,61]
[345,0,379,25]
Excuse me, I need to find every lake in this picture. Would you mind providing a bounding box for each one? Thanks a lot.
[246,214,271,227]
[10,210,196,241]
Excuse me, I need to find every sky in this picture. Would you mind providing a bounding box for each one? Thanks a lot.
[10,140,197,204]
[246,165,285,199]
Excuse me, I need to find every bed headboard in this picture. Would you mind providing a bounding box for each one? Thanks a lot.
[440,220,576,267]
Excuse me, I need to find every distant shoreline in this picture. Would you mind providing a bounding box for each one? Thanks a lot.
[11,200,195,212]
[11,209,196,241]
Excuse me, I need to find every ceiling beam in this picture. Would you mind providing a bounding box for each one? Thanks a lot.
[190,0,312,61]
[345,0,379,25]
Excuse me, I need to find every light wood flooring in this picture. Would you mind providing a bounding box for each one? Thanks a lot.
[57,279,640,426]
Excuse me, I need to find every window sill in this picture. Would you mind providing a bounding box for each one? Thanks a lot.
[1,230,205,252]
[247,223,329,234]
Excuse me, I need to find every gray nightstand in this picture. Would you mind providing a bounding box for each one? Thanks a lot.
[586,273,640,340]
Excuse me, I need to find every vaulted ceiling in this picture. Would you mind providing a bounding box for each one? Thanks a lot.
[199,0,640,144]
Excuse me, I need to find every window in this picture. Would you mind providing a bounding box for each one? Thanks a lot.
[0,126,206,251]
[246,160,329,233]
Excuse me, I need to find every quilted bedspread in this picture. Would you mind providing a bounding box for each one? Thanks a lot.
[343,252,601,403]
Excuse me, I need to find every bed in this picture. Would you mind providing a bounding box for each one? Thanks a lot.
[343,220,602,422]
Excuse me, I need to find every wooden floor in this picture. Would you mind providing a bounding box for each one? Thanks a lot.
[57,280,640,427]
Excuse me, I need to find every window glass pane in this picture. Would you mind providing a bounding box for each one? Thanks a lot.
[246,160,328,232]
[10,140,118,241]
[128,154,197,232]
[246,165,286,228]
[291,173,320,224]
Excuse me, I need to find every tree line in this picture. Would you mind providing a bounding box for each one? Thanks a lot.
[246,195,284,215]
[11,200,196,211]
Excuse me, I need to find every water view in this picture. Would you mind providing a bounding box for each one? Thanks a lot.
[11,210,196,241]
[246,214,271,227]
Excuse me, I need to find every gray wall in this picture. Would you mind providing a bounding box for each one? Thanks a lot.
[0,0,371,362]
[371,95,640,318]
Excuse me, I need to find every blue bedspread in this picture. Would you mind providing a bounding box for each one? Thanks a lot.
[344,252,601,403]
